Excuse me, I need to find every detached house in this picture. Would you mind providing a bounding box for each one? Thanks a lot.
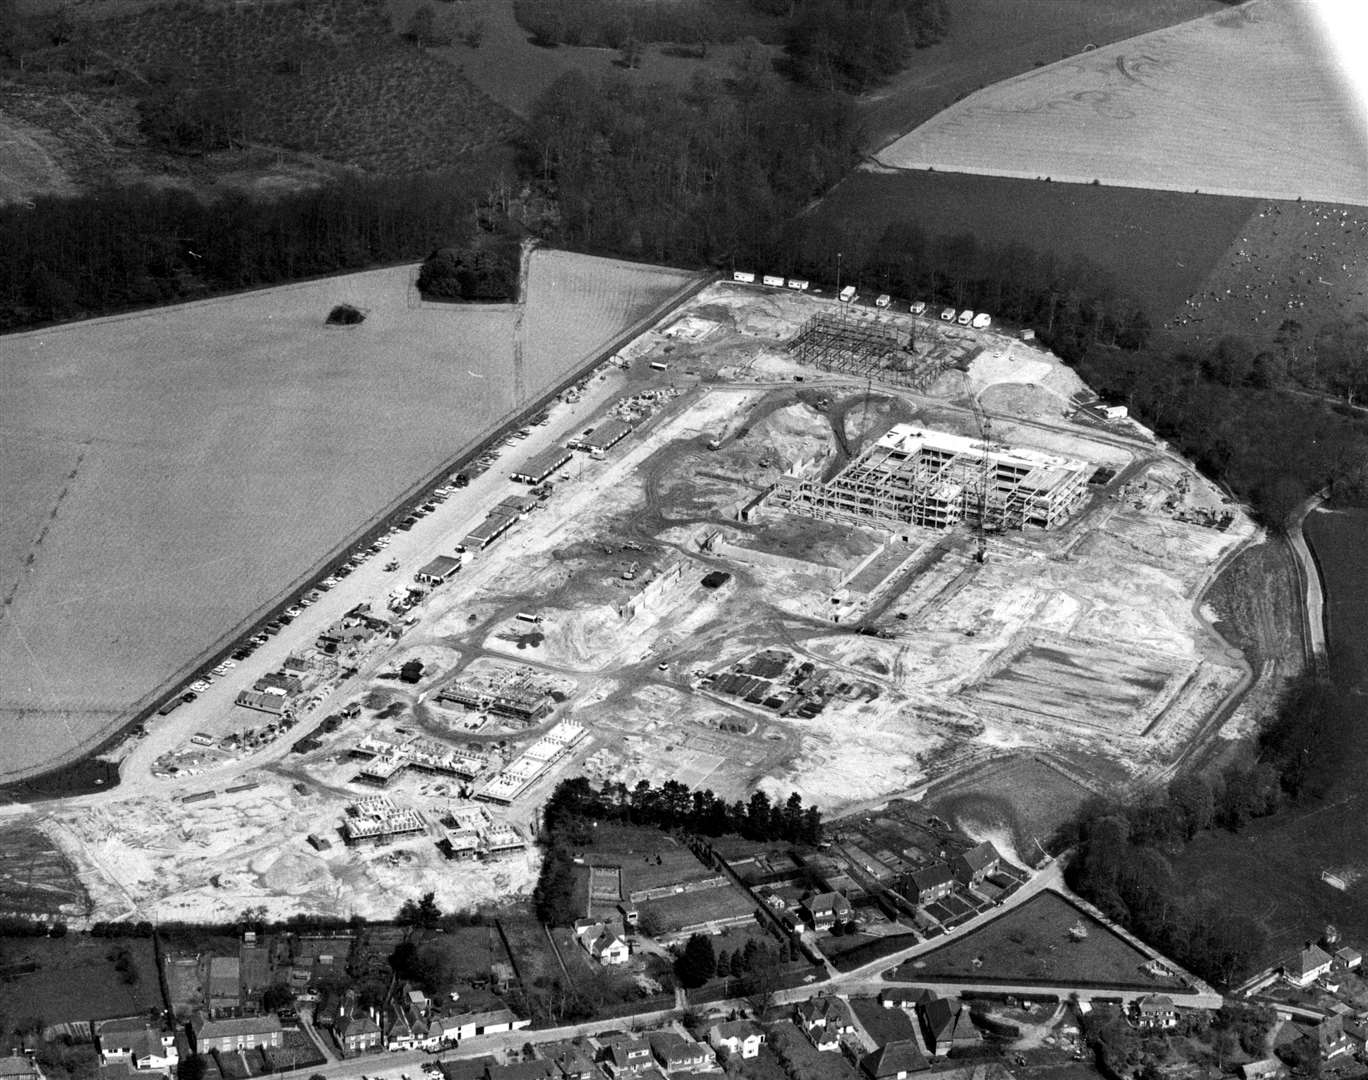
[918,996,981,1056]
[801,892,852,931]
[860,1041,928,1080]
[1132,995,1178,1030]
[97,1021,179,1072]
[709,1020,765,1060]
[796,996,856,1051]
[1285,944,1334,987]
[597,1034,654,1077]
[576,922,629,966]
[649,1032,711,1074]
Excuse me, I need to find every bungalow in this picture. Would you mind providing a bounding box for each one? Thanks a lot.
[802,891,852,931]
[188,1014,284,1055]
[919,996,981,1056]
[576,923,629,966]
[860,1041,929,1080]
[488,1063,556,1080]
[649,1032,712,1074]
[907,864,954,906]
[97,1021,179,1072]
[1285,944,1334,987]
[1132,995,1178,1030]
[546,1045,595,1080]
[709,1020,765,1060]
[952,841,1001,887]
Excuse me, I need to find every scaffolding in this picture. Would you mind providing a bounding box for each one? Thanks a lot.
[772,424,1090,534]
[788,313,948,389]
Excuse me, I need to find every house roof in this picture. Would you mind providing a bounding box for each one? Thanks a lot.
[1292,944,1334,976]
[487,1062,555,1080]
[649,1031,709,1066]
[711,1020,762,1041]
[190,1015,283,1039]
[881,987,934,1006]
[1336,946,1362,962]
[0,1058,42,1080]
[418,555,461,579]
[955,841,1000,875]
[1136,995,1176,1013]
[909,864,953,891]
[438,1057,497,1080]
[861,1040,928,1078]
[921,996,971,1040]
[797,996,852,1029]
[805,891,851,914]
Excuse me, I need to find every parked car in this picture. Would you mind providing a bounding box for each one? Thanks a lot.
[875,293,891,308]
[957,309,975,325]
[910,300,927,315]
[940,307,956,321]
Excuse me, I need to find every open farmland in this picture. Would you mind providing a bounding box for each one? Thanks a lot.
[875,0,1368,207]
[895,891,1188,990]
[0,250,699,783]
[807,170,1255,320]
[858,0,1228,152]
[0,936,162,1025]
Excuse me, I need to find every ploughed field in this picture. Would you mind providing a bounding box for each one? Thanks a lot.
[875,0,1368,207]
[0,250,697,782]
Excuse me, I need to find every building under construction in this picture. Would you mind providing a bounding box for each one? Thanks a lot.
[771,424,1091,533]
[788,312,946,389]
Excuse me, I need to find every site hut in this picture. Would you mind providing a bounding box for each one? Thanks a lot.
[581,417,633,458]
[732,271,756,284]
[235,688,287,716]
[254,670,303,695]
[787,278,810,291]
[414,554,461,587]
[510,445,572,485]
[762,274,785,288]
[461,510,517,554]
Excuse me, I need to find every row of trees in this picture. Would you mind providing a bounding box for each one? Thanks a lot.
[0,169,497,330]
[1059,673,1357,986]
[785,0,949,91]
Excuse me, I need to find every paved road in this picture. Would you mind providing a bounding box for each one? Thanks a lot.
[1286,489,1329,662]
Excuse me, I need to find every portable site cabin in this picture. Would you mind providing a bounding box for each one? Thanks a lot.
[414,555,462,586]
[839,286,857,303]
[909,301,927,315]
[875,294,891,308]
[787,278,810,291]
[971,312,992,329]
[510,446,572,485]
[732,271,756,283]
[762,274,785,288]
[957,310,974,325]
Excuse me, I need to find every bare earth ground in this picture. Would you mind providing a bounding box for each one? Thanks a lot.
[0,283,1261,923]
[875,0,1368,207]
[0,250,698,782]
[858,0,1227,153]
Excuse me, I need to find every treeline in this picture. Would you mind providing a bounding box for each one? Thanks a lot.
[535,776,822,925]
[0,169,491,331]
[525,70,861,269]
[1058,672,1356,986]
[514,0,778,49]
[1070,336,1368,525]
[785,0,948,91]
[792,221,1152,352]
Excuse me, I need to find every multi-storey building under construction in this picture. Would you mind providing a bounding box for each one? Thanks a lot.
[771,424,1091,533]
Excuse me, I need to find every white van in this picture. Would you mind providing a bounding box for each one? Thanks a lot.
[940,307,956,321]
[839,285,857,303]
[957,310,974,326]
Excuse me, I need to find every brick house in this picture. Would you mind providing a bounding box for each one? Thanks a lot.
[188,1014,284,1055]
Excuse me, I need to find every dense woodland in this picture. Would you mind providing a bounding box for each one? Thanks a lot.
[1058,672,1358,986]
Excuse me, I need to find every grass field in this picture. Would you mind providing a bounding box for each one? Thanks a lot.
[858,0,1227,151]
[0,250,698,782]
[875,0,1368,207]
[0,825,89,918]
[0,936,162,1025]
[808,170,1256,320]
[1304,507,1368,691]
[896,891,1187,989]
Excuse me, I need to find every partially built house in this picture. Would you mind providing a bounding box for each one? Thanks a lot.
[772,424,1090,533]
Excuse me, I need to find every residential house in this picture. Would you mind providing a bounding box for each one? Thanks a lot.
[576,923,629,966]
[188,1014,284,1055]
[97,1021,179,1072]
[0,1059,42,1080]
[860,1041,928,1080]
[907,864,954,907]
[597,1034,654,1077]
[1285,944,1334,987]
[334,1000,382,1055]
[952,842,1001,887]
[918,996,981,1056]
[649,1032,711,1074]
[1238,1060,1283,1080]
[709,1020,765,1060]
[1132,995,1178,1030]
[438,1058,498,1080]
[801,892,852,931]
[1314,1015,1354,1060]
[795,997,856,1051]
[546,1045,595,1080]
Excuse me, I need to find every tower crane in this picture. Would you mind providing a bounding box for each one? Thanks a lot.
[971,398,992,564]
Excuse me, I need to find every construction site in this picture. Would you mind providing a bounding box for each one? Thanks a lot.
[9,281,1257,921]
